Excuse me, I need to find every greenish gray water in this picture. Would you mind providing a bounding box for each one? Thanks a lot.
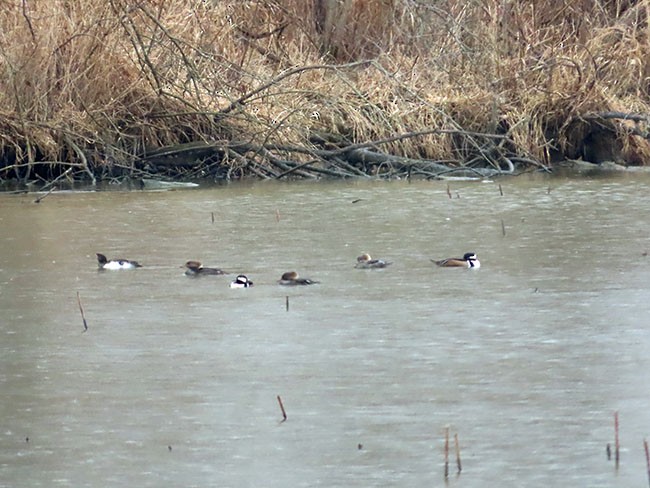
[1,175,650,487]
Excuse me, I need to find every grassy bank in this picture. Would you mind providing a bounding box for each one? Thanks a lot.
[1,0,649,184]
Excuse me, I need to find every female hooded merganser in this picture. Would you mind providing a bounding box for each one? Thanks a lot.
[96,253,142,270]
[355,253,392,269]
[183,260,227,276]
[230,274,254,288]
[278,271,319,286]
[432,252,480,268]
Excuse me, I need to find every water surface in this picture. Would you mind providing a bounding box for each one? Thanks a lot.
[1,175,650,487]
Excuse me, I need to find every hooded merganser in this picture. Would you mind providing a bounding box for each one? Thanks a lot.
[432,252,480,268]
[278,271,319,286]
[230,274,254,288]
[354,253,392,269]
[183,260,227,276]
[96,253,142,270]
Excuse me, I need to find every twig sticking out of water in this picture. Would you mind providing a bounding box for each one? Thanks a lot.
[547,185,552,194]
[615,411,620,469]
[36,167,72,198]
[285,296,289,312]
[211,212,215,223]
[643,439,650,485]
[498,183,503,196]
[34,186,57,204]
[446,184,452,199]
[606,443,611,460]
[77,291,88,333]
[444,427,449,479]
[501,219,506,236]
[277,395,287,422]
[454,433,462,474]
[275,209,281,222]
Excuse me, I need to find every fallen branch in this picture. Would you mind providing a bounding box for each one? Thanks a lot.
[134,133,520,181]
[583,111,650,123]
[34,185,57,203]
[275,159,320,179]
[64,134,96,185]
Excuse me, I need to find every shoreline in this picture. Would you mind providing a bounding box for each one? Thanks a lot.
[2,159,648,195]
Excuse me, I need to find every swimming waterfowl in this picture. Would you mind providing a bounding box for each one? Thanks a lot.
[354,253,392,269]
[183,260,227,276]
[278,271,319,286]
[230,275,254,288]
[432,252,480,269]
[96,253,142,270]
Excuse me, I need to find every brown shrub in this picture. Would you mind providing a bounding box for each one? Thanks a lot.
[1,0,649,181]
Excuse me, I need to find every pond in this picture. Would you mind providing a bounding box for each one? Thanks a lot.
[1,174,650,487]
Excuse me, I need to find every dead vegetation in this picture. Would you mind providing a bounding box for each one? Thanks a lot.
[1,0,650,184]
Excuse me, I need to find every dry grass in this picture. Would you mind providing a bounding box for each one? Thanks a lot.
[1,0,650,182]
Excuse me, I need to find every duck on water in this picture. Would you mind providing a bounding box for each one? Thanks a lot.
[432,252,480,269]
[96,253,142,270]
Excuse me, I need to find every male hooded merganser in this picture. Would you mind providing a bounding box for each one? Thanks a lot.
[354,253,392,269]
[183,260,227,276]
[230,274,254,288]
[432,252,480,268]
[278,271,319,286]
[96,253,142,270]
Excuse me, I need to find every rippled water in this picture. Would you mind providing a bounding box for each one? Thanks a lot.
[1,175,650,487]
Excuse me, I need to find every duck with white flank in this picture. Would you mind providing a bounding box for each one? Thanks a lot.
[432,252,480,269]
[96,253,142,270]
[183,260,227,276]
[354,253,392,269]
[230,275,254,288]
[278,271,319,286]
